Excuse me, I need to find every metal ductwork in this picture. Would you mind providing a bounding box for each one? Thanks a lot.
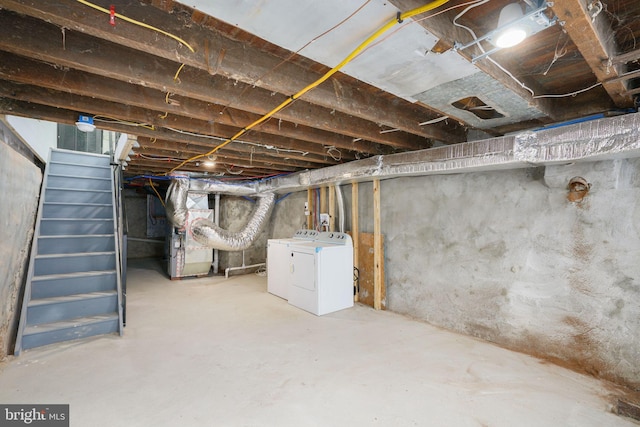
[190,192,276,251]
[165,177,276,251]
[165,112,640,249]
[257,112,640,193]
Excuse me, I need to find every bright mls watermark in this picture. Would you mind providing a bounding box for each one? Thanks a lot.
[0,405,69,427]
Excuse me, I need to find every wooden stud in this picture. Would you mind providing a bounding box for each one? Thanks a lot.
[373,179,382,310]
[351,182,359,302]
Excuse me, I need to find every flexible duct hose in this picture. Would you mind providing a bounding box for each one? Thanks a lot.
[190,193,276,251]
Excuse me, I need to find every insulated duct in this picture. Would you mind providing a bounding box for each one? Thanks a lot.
[165,177,276,251]
[165,176,189,229]
[258,112,640,193]
[190,192,276,251]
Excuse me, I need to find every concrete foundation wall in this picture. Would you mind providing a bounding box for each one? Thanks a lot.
[208,161,640,389]
[364,159,640,389]
[123,189,165,260]
[0,143,42,358]
[218,195,271,272]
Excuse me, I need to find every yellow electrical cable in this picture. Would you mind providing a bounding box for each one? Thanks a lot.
[149,178,166,207]
[75,0,195,52]
[167,0,449,174]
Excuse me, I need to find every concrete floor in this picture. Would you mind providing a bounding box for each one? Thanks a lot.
[0,259,636,427]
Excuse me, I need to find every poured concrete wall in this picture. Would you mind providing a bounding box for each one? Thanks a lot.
[235,159,640,389]
[123,189,165,260]
[361,159,640,389]
[0,142,42,358]
[218,195,271,271]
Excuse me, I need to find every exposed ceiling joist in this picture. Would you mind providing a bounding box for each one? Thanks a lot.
[551,0,632,107]
[0,0,466,144]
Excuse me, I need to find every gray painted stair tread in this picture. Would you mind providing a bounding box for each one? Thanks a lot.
[38,234,114,239]
[43,202,112,206]
[40,218,113,222]
[23,314,119,335]
[32,270,117,281]
[28,291,117,307]
[48,187,111,193]
[35,251,116,259]
[48,173,110,180]
[50,161,110,168]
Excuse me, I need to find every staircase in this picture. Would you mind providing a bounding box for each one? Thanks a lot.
[14,148,124,354]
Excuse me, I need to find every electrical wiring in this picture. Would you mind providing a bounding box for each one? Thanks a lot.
[166,0,451,175]
[75,0,195,53]
[450,0,602,101]
[93,115,155,130]
[162,126,310,157]
[218,0,372,117]
[148,178,166,207]
[326,146,342,161]
[533,82,603,99]
[420,116,449,126]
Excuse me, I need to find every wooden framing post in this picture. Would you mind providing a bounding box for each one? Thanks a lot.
[373,179,382,310]
[351,182,359,302]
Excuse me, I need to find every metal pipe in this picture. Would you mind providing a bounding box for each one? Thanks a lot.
[335,184,345,233]
[213,193,220,274]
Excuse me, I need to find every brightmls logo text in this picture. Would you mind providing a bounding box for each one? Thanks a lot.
[0,405,68,427]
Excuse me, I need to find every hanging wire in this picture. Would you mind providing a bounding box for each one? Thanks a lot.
[166,0,451,175]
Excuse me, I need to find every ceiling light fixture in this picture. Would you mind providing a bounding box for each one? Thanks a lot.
[494,3,528,48]
[75,114,96,133]
[454,0,558,63]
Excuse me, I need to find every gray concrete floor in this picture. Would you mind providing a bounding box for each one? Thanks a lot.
[0,259,636,427]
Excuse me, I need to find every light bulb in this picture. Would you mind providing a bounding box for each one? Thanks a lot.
[495,27,527,48]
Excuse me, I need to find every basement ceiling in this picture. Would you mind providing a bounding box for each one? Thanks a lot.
[0,0,639,179]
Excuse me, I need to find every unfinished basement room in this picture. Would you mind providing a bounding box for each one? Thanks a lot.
[1,0,640,425]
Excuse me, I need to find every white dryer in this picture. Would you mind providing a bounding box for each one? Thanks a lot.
[267,230,319,299]
[287,232,353,316]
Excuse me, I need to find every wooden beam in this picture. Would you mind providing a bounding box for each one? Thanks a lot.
[390,0,560,121]
[0,9,436,149]
[351,182,359,302]
[0,81,334,169]
[608,47,640,67]
[0,17,392,155]
[551,0,632,107]
[0,0,467,142]
[373,179,382,311]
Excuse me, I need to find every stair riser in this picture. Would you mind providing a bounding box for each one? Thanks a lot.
[22,319,119,350]
[45,189,112,204]
[47,175,111,191]
[48,163,111,179]
[31,273,117,299]
[38,236,115,255]
[51,151,110,167]
[40,220,113,236]
[27,295,118,325]
[42,204,113,219]
[34,254,115,276]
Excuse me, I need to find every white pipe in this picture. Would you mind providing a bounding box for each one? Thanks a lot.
[213,193,220,274]
[335,184,345,233]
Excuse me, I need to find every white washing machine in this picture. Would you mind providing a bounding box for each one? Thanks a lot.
[287,232,353,316]
[267,230,319,299]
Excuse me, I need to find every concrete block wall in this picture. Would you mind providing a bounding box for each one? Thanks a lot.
[0,142,42,358]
